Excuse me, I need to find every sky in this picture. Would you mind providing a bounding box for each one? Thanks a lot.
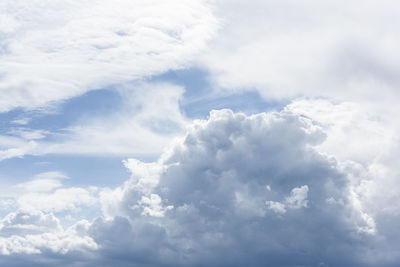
[0,0,400,266]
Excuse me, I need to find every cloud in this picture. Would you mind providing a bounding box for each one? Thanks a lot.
[285,98,400,247]
[0,210,97,256]
[7,129,49,141]
[0,108,399,266]
[95,109,382,266]
[285,185,309,209]
[285,99,395,164]
[0,0,217,112]
[265,201,286,214]
[285,99,400,236]
[0,82,188,161]
[0,172,98,214]
[266,185,309,214]
[16,172,67,193]
[201,0,400,111]
[17,188,97,214]
[10,118,30,126]
[46,82,188,156]
[0,141,37,161]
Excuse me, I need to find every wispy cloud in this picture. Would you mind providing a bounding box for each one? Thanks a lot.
[0,0,217,112]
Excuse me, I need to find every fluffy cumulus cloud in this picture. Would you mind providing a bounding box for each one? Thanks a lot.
[0,108,399,266]
[266,185,309,214]
[0,210,97,257]
[0,0,217,112]
[96,109,398,266]
[0,173,98,264]
[49,109,396,266]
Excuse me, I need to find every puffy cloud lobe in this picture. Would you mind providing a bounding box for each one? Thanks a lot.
[0,210,61,238]
[266,185,309,214]
[284,99,396,164]
[285,185,309,209]
[265,200,286,214]
[0,0,217,112]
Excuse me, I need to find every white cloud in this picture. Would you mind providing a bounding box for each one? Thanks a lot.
[43,82,188,157]
[17,188,97,213]
[285,99,395,164]
[0,0,217,112]
[285,185,309,209]
[0,82,189,161]
[7,129,49,141]
[201,0,400,115]
[16,172,67,193]
[0,172,97,214]
[285,99,400,237]
[0,108,399,265]
[265,201,286,214]
[267,185,309,214]
[0,210,97,256]
[0,141,37,161]
[10,118,30,126]
[138,194,173,217]
[95,109,382,266]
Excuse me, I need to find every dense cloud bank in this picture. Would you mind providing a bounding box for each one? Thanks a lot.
[1,108,397,266]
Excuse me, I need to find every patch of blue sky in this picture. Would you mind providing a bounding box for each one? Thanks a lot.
[151,67,287,118]
[3,87,121,132]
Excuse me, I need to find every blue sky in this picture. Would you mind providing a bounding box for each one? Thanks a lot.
[1,0,400,266]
